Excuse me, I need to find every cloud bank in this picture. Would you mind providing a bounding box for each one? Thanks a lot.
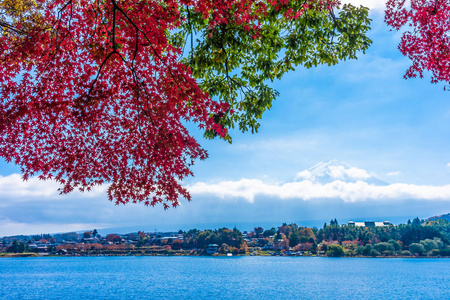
[3,172,450,205]
[295,165,371,181]
[1,171,450,236]
[0,174,107,201]
[188,179,450,203]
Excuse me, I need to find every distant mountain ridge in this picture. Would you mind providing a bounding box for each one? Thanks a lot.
[426,213,450,222]
[294,159,388,186]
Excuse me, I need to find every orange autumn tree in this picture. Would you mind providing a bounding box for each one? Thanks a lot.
[0,0,371,208]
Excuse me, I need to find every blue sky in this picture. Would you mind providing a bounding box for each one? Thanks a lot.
[1,1,450,236]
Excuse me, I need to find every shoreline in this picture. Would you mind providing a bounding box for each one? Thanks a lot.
[1,252,449,259]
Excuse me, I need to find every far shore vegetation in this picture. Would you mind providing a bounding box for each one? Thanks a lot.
[2,217,450,258]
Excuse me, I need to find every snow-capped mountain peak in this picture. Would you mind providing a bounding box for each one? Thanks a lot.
[294,160,387,185]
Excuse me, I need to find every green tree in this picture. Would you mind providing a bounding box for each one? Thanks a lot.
[420,239,439,253]
[326,245,345,257]
[7,241,27,253]
[263,228,276,238]
[409,243,426,255]
[219,243,229,254]
[289,231,300,248]
[254,227,264,237]
[388,239,401,252]
[362,244,373,256]
[412,217,421,226]
[401,250,411,256]
[373,242,394,255]
[356,246,364,256]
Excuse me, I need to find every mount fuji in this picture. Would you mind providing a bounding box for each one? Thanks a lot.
[294,160,388,186]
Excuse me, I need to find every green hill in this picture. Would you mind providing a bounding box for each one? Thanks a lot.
[427,213,450,222]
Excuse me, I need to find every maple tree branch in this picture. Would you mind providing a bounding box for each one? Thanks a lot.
[112,1,116,51]
[111,0,197,105]
[85,49,117,101]
[0,20,25,35]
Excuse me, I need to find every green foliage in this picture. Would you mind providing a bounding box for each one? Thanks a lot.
[430,249,440,256]
[412,217,421,226]
[326,244,345,257]
[363,244,373,256]
[356,246,364,255]
[178,2,371,140]
[409,243,426,255]
[420,239,439,252]
[388,239,401,251]
[317,221,448,248]
[254,227,264,237]
[439,248,450,256]
[6,241,28,253]
[289,230,300,247]
[373,242,394,254]
[401,250,411,256]
[184,227,243,250]
[263,227,276,237]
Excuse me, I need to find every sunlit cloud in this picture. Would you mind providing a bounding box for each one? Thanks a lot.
[1,172,450,236]
[295,166,371,181]
[188,179,450,203]
[0,174,108,200]
[4,171,450,207]
[387,171,401,176]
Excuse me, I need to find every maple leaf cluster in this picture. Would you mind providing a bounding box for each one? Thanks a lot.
[385,0,450,84]
[0,0,371,208]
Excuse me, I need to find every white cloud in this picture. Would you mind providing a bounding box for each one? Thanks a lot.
[387,171,401,176]
[3,172,450,207]
[447,163,450,167]
[0,174,108,200]
[0,169,450,236]
[294,170,312,181]
[0,174,60,197]
[329,166,371,180]
[295,165,372,182]
[1,173,450,236]
[188,179,450,203]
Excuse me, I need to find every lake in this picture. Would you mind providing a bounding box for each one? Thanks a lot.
[1,256,449,299]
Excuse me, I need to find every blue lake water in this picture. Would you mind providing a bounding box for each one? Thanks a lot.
[0,256,449,299]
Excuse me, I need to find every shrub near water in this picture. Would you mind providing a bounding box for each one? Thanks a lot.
[326,245,345,257]
[374,242,395,255]
[409,243,426,256]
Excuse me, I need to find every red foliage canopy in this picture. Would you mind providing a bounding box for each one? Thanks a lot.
[386,0,450,84]
[0,0,232,208]
[0,0,369,208]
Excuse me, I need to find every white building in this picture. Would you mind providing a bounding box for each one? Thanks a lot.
[348,221,391,227]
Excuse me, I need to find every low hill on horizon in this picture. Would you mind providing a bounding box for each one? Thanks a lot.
[426,213,450,222]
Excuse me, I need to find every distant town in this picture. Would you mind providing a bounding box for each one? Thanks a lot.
[2,214,450,258]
